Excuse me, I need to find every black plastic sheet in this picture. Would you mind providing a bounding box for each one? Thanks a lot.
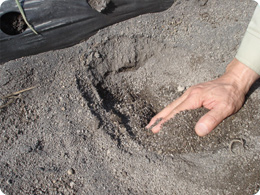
[0,0,174,64]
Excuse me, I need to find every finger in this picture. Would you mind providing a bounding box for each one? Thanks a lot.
[146,93,189,129]
[151,108,182,133]
[151,96,202,133]
[151,118,167,133]
[195,105,232,136]
[145,117,161,129]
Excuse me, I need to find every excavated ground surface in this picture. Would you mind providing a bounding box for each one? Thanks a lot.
[0,0,260,194]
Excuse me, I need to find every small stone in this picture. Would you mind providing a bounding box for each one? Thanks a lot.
[94,52,101,59]
[61,107,66,111]
[119,126,127,134]
[177,86,185,92]
[70,181,75,188]
[67,168,75,175]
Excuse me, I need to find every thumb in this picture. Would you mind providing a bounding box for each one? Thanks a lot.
[195,106,230,136]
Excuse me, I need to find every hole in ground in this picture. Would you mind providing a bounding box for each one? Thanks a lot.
[0,12,27,35]
[87,0,116,14]
[76,35,259,155]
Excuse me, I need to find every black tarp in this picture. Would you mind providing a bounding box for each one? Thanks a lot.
[0,0,174,64]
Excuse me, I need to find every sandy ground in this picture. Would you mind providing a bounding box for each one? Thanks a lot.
[1,0,260,194]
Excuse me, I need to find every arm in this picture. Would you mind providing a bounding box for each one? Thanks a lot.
[236,5,260,75]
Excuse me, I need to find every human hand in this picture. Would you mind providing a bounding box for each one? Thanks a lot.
[146,59,260,136]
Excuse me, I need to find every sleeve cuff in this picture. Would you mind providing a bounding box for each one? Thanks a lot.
[235,6,260,75]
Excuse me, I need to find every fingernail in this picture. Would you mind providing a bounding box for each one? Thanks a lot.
[196,123,209,136]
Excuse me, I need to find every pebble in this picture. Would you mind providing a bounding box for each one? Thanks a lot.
[67,168,75,175]
[70,181,75,188]
[94,52,101,59]
[177,86,185,92]
[119,126,127,134]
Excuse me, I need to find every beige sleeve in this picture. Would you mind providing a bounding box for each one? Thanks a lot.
[235,6,260,75]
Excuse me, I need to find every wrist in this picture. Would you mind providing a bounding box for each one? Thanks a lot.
[223,58,260,94]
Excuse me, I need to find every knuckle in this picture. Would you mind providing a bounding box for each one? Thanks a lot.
[185,87,203,103]
[188,86,203,96]
[222,103,236,113]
